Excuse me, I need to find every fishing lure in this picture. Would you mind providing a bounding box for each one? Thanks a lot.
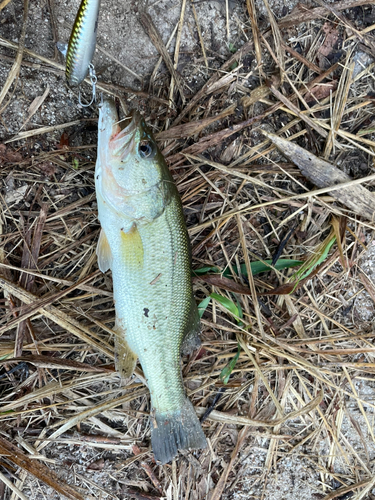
[58,0,101,106]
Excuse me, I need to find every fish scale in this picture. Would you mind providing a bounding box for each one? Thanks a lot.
[106,197,190,410]
[114,199,190,413]
[95,99,207,464]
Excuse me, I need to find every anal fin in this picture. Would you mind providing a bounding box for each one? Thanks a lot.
[114,327,138,379]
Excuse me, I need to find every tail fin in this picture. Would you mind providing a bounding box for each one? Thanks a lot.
[150,398,207,464]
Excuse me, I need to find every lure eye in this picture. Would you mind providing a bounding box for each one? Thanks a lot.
[138,140,155,159]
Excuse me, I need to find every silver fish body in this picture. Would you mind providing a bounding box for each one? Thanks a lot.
[95,99,207,464]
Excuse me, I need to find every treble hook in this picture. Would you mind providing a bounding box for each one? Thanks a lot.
[78,63,97,107]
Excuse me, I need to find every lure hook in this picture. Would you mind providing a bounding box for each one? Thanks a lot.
[78,63,97,107]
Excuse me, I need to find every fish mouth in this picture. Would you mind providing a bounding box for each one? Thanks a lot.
[98,99,143,161]
[110,110,143,161]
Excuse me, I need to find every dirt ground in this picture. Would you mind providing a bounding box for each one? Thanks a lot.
[1,0,375,499]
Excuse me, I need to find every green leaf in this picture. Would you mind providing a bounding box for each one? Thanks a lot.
[291,236,336,283]
[220,344,241,384]
[232,294,244,326]
[228,43,237,53]
[301,237,335,280]
[210,292,240,318]
[72,158,79,170]
[234,295,243,320]
[194,259,303,279]
[193,266,221,276]
[238,259,303,277]
[198,293,244,324]
[196,260,303,322]
[198,295,211,318]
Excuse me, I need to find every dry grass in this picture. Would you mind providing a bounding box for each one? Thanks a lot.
[1,0,375,499]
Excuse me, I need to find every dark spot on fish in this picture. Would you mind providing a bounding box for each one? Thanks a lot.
[143,308,149,317]
[96,175,99,179]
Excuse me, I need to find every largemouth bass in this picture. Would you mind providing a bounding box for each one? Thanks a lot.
[95,99,207,464]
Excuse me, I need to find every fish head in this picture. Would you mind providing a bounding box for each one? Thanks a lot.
[96,99,172,221]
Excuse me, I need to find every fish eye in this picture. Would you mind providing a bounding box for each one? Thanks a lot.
[138,140,155,159]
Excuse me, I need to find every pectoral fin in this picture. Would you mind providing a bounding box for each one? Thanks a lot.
[121,223,143,269]
[96,229,113,272]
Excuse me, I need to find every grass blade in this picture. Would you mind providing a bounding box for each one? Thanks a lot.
[220,344,241,384]
[193,259,303,277]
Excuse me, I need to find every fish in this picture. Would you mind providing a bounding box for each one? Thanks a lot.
[95,98,207,464]
[60,0,101,86]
